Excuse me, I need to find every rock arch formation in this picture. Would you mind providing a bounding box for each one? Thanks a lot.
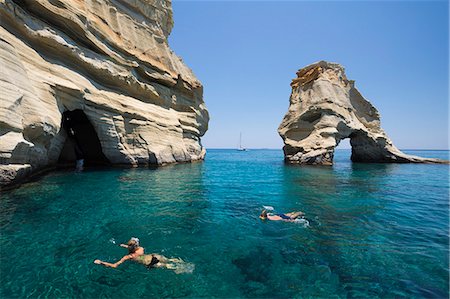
[278,61,447,165]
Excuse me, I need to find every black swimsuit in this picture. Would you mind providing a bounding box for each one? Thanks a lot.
[147,255,160,268]
[277,213,292,220]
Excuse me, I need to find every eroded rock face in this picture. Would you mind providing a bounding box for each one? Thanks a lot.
[278,61,446,165]
[0,0,209,186]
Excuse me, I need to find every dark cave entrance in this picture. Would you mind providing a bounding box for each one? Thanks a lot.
[58,109,110,167]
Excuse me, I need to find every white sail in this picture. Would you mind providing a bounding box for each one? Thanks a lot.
[238,132,247,151]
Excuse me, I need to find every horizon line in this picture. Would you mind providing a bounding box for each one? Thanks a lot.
[205,147,450,151]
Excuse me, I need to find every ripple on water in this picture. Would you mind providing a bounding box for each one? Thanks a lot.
[0,150,448,298]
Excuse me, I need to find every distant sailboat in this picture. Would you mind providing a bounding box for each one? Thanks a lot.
[238,132,247,151]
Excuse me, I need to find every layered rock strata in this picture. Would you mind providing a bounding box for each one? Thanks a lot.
[0,0,209,187]
[278,61,447,165]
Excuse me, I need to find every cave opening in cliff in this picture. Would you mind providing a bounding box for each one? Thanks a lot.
[58,109,110,168]
[335,138,351,161]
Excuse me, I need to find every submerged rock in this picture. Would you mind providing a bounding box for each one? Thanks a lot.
[278,61,447,165]
[0,0,209,187]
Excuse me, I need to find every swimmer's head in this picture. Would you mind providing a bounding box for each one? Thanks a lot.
[259,210,268,220]
[127,237,140,253]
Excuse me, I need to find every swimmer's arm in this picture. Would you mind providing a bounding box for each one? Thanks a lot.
[119,244,128,248]
[94,255,132,268]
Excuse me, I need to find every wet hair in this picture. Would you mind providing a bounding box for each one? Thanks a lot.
[127,237,140,254]
[260,210,268,219]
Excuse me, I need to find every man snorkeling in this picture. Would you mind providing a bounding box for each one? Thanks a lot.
[94,237,192,273]
[259,209,305,221]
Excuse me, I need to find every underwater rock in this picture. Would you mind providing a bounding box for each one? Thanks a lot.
[0,0,209,187]
[232,246,273,284]
[278,61,448,165]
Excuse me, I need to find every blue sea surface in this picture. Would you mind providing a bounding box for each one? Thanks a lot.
[1,149,449,298]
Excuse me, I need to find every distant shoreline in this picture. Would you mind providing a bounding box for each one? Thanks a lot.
[205,148,450,151]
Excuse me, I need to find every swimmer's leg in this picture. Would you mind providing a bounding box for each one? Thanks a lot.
[164,263,177,270]
[164,261,195,274]
[155,258,183,269]
[286,211,304,219]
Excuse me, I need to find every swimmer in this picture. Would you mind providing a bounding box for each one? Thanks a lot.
[259,209,305,221]
[94,237,190,273]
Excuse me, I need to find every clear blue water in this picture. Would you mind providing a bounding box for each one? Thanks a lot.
[1,149,448,298]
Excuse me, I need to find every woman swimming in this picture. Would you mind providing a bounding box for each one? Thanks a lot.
[94,237,190,273]
[259,209,305,221]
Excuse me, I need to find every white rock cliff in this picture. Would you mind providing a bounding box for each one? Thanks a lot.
[278,61,447,165]
[0,0,209,186]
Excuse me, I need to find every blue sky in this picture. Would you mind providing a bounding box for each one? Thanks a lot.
[169,1,449,149]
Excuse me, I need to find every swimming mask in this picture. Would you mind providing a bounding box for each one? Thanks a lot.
[131,237,140,246]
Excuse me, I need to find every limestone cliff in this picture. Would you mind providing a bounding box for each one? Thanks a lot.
[0,0,209,187]
[278,61,447,165]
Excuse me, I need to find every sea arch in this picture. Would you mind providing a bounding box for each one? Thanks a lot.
[278,61,446,165]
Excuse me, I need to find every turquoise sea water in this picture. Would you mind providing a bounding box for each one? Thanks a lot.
[1,149,449,298]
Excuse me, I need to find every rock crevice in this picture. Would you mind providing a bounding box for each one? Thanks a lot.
[278,61,447,165]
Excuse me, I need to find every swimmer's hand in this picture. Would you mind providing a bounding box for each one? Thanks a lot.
[94,259,102,264]
[119,244,128,248]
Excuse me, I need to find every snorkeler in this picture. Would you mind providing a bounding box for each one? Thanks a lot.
[94,237,190,273]
[259,209,305,221]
